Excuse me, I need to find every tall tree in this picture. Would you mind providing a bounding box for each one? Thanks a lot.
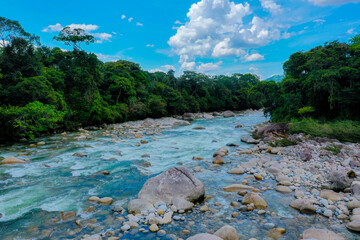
[53,27,95,50]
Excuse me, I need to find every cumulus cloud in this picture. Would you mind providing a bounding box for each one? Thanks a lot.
[128,17,133,22]
[121,14,126,19]
[43,23,112,43]
[259,0,283,15]
[136,22,143,26]
[148,65,176,73]
[347,28,356,35]
[249,66,259,71]
[42,23,64,32]
[168,0,291,69]
[197,61,222,72]
[174,20,184,24]
[308,0,360,6]
[162,65,176,71]
[243,53,265,62]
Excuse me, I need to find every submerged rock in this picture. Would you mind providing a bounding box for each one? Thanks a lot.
[0,156,27,165]
[223,184,255,192]
[290,199,316,214]
[72,152,87,157]
[138,167,205,205]
[242,192,267,209]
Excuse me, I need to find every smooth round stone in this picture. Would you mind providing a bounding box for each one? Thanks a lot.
[258,210,266,215]
[323,209,333,218]
[150,224,159,232]
[121,224,130,232]
[173,216,181,221]
[264,223,276,229]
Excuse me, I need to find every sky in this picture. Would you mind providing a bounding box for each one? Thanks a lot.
[1,0,360,79]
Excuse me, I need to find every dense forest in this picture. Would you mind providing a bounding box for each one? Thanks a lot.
[0,17,278,142]
[1,17,359,143]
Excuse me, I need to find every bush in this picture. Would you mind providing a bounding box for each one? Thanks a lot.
[269,138,298,147]
[0,101,66,140]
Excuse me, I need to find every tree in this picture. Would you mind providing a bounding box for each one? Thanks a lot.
[53,27,95,50]
[0,16,40,47]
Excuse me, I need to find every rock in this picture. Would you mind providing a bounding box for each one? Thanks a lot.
[89,196,100,202]
[213,155,224,164]
[329,170,352,191]
[193,156,204,160]
[93,171,110,176]
[193,126,206,130]
[223,184,255,192]
[72,152,87,157]
[0,156,27,165]
[138,167,205,205]
[290,199,316,214]
[254,175,263,180]
[255,123,289,137]
[222,111,235,118]
[141,154,150,158]
[351,181,360,200]
[194,166,203,172]
[183,113,195,121]
[300,152,312,161]
[228,167,244,175]
[323,209,333,218]
[149,224,159,232]
[98,197,113,205]
[348,199,360,210]
[319,190,344,201]
[81,234,102,240]
[276,186,292,193]
[214,225,239,240]
[302,228,345,240]
[235,124,242,128]
[241,136,260,144]
[346,220,360,232]
[121,224,130,232]
[60,211,76,221]
[173,197,194,211]
[200,205,209,212]
[227,143,239,147]
[128,199,154,214]
[163,211,173,224]
[140,140,148,144]
[203,113,214,120]
[242,192,267,209]
[187,233,223,240]
[37,141,46,145]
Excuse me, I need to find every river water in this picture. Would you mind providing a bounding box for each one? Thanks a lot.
[0,111,357,239]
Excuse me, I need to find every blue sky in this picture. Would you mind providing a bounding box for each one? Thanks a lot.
[1,0,359,79]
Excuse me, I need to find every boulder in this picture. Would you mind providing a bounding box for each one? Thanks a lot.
[183,113,195,121]
[302,228,345,240]
[319,190,344,202]
[329,170,352,191]
[346,220,360,232]
[351,181,360,200]
[0,156,27,165]
[228,167,245,175]
[138,167,205,204]
[203,113,214,120]
[223,184,255,192]
[241,136,260,144]
[299,152,312,161]
[242,192,267,209]
[172,197,194,210]
[214,225,239,240]
[72,152,87,157]
[222,111,235,118]
[290,199,316,214]
[187,233,222,240]
[128,199,154,214]
[255,123,289,137]
[213,155,224,164]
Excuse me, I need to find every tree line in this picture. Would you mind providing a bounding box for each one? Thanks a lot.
[0,17,277,142]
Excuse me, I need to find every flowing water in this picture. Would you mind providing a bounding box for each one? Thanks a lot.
[0,111,358,239]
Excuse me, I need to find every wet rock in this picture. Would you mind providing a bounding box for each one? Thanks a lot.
[223,184,256,192]
[89,196,100,202]
[37,141,46,145]
[276,185,292,193]
[241,136,260,144]
[163,211,173,224]
[329,170,352,191]
[60,211,76,221]
[0,156,27,165]
[140,140,148,144]
[228,167,244,175]
[98,197,113,205]
[235,124,242,128]
[93,171,110,176]
[187,233,222,240]
[200,205,209,212]
[289,199,316,214]
[121,224,130,232]
[81,234,102,240]
[183,113,195,121]
[346,220,360,232]
[193,126,206,130]
[222,111,235,118]
[214,225,239,240]
[128,199,154,214]
[193,156,204,160]
[73,152,87,157]
[301,228,345,240]
[194,166,203,172]
[203,113,214,120]
[227,143,239,147]
[242,192,267,209]
[141,154,150,158]
[173,197,194,211]
[348,199,360,210]
[213,155,224,164]
[319,190,344,202]
[138,167,205,204]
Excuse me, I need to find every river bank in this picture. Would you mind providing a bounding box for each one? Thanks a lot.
[0,110,359,239]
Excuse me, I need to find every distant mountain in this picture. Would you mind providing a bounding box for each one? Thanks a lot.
[264,75,284,82]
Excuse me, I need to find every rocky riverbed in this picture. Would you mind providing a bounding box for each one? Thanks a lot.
[0,110,359,239]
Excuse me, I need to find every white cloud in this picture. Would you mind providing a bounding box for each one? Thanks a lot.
[146,44,155,47]
[347,28,356,35]
[148,65,176,73]
[136,22,143,26]
[67,24,99,31]
[162,65,176,71]
[121,15,126,19]
[313,19,325,25]
[197,61,222,72]
[259,0,283,15]
[42,23,64,32]
[168,0,291,69]
[243,53,265,62]
[308,0,360,6]
[148,69,165,73]
[174,20,184,24]
[128,17,133,22]
[92,33,113,43]
[249,66,259,71]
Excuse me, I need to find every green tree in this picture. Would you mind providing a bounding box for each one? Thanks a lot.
[53,27,95,50]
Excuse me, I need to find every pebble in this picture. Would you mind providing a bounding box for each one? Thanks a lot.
[149,224,159,232]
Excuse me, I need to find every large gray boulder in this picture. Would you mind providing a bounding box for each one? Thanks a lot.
[183,113,195,121]
[138,167,205,205]
[128,199,154,214]
[187,233,222,240]
[329,170,352,191]
[222,111,235,118]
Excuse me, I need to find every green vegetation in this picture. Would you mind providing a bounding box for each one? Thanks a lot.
[0,17,277,142]
[324,143,343,155]
[289,119,360,143]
